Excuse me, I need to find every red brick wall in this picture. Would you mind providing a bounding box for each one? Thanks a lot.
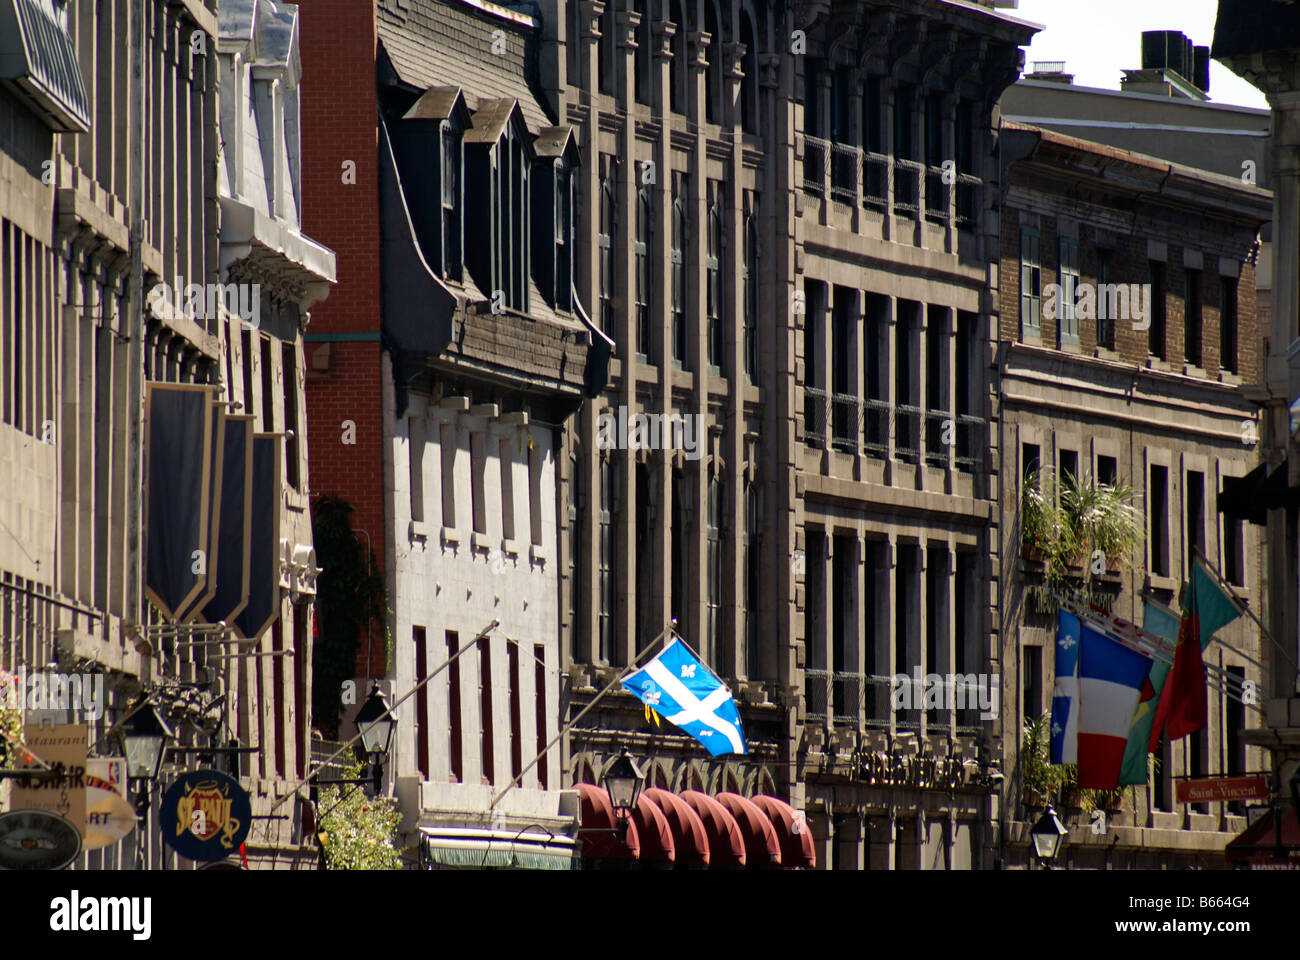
[299,0,388,679]
[1001,205,1261,383]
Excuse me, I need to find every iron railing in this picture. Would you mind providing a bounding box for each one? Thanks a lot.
[803,388,984,472]
[805,668,987,734]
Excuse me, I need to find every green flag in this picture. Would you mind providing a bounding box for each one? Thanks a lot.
[1118,598,1179,785]
[1191,560,1241,645]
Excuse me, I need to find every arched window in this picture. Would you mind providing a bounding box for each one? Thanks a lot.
[635,185,653,359]
[670,0,688,114]
[704,1,721,123]
[740,10,757,133]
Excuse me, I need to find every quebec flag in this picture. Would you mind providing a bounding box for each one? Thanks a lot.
[1050,611,1082,765]
[622,639,747,756]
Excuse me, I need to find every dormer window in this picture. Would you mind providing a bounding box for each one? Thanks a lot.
[465,100,533,314]
[530,126,580,314]
[397,86,469,284]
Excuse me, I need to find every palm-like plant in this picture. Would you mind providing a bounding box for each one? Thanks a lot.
[1060,471,1144,579]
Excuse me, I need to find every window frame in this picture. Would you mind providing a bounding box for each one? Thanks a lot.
[1019,229,1041,336]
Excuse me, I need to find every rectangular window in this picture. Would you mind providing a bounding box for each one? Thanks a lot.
[1022,442,1041,485]
[499,437,515,542]
[743,193,758,382]
[706,180,725,372]
[1059,238,1080,343]
[554,162,573,311]
[1185,268,1202,367]
[414,627,429,779]
[894,544,914,723]
[441,122,462,281]
[1024,645,1042,723]
[568,454,582,662]
[471,431,486,535]
[1020,230,1041,334]
[272,621,286,777]
[1220,276,1238,374]
[1149,261,1167,360]
[282,343,301,489]
[599,154,617,335]
[440,422,457,528]
[1186,470,1205,572]
[447,631,462,782]
[706,479,722,668]
[672,171,689,366]
[1225,665,1245,786]
[1224,512,1245,587]
[409,417,425,523]
[528,444,543,547]
[260,336,275,433]
[479,638,494,785]
[598,458,616,664]
[1097,455,1118,487]
[744,483,761,679]
[534,644,548,789]
[925,545,947,725]
[894,86,914,160]
[636,464,655,653]
[671,471,687,629]
[635,186,652,359]
[1096,248,1114,349]
[832,533,854,718]
[1150,463,1169,577]
[507,641,522,782]
[1060,449,1078,486]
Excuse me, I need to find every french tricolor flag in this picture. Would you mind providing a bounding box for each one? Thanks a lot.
[1076,623,1153,790]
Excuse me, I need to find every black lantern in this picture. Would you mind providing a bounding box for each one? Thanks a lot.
[115,702,176,783]
[602,751,644,837]
[1030,804,1068,864]
[355,684,396,764]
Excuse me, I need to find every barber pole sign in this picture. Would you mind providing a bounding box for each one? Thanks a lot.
[1175,775,1269,804]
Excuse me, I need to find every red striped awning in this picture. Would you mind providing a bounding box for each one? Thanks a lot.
[576,782,639,860]
[680,790,747,867]
[751,794,817,869]
[716,792,783,867]
[643,787,710,867]
[631,791,675,863]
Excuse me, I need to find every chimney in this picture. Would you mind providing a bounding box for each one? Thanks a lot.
[1193,45,1211,94]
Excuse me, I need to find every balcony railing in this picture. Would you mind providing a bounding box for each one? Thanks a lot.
[804,388,984,473]
[801,135,983,229]
[805,669,986,734]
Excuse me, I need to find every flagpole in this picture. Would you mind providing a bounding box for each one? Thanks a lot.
[488,622,677,812]
[1191,547,1299,678]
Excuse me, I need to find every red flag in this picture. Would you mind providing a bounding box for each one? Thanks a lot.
[1148,582,1206,751]
[239,841,249,870]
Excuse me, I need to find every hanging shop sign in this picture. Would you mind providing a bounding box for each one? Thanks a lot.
[159,769,251,862]
[0,810,83,870]
[852,750,966,791]
[83,758,136,850]
[11,724,87,828]
[1176,775,1270,805]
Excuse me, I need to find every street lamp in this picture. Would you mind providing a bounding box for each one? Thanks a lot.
[113,701,176,815]
[601,751,644,840]
[312,684,397,796]
[1029,804,1068,867]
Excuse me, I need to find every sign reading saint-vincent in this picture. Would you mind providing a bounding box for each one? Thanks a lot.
[159,769,251,862]
[1175,774,1270,804]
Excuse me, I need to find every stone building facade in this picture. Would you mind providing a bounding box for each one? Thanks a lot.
[997,123,1271,868]
[298,0,607,867]
[543,0,1036,869]
[0,0,332,869]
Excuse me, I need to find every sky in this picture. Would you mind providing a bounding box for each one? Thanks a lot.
[1011,0,1269,110]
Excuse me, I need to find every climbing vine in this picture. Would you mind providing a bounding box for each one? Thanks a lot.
[312,496,390,737]
[317,760,403,870]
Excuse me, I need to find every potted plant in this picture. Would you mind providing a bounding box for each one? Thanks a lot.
[1021,711,1071,809]
[1060,471,1144,580]
[1020,468,1060,565]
